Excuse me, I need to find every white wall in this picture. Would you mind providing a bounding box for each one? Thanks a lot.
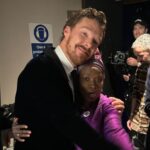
[0,0,81,104]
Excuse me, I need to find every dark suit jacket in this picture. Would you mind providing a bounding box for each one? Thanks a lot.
[14,48,118,150]
[145,98,150,150]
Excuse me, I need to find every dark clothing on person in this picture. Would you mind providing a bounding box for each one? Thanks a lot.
[0,105,13,150]
[0,117,12,150]
[145,97,150,150]
[144,67,150,150]
[0,117,12,130]
[14,48,119,150]
[145,67,150,117]
[0,118,12,149]
[121,48,137,132]
[129,63,149,150]
[146,125,150,150]
[124,48,137,102]
[0,104,14,130]
[130,130,147,150]
[145,99,150,117]
[132,63,149,101]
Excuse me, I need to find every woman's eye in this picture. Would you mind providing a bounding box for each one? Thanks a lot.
[84,77,89,81]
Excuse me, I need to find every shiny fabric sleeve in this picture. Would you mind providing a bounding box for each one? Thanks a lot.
[100,94,133,150]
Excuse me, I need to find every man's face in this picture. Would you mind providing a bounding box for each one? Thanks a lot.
[79,65,104,102]
[61,18,103,66]
[134,47,150,62]
[133,24,147,39]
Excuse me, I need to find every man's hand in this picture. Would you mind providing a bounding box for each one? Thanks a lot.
[127,57,138,66]
[123,74,131,82]
[12,118,31,142]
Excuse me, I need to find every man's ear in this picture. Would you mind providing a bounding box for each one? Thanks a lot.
[63,26,71,37]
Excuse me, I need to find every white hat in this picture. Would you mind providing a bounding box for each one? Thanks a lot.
[132,33,150,51]
[133,19,148,28]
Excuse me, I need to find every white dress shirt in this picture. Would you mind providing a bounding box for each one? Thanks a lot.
[55,46,75,100]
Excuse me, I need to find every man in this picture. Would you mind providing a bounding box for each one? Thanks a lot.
[124,19,148,70]
[123,19,148,93]
[128,34,150,149]
[14,8,121,150]
[122,19,149,132]
[123,19,148,88]
[145,66,150,150]
[134,33,150,150]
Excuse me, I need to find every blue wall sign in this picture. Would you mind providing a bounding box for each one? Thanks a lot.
[29,23,53,58]
[34,24,49,42]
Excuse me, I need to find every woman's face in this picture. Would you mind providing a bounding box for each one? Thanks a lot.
[79,64,104,102]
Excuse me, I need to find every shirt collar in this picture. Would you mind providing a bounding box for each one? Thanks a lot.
[55,46,74,75]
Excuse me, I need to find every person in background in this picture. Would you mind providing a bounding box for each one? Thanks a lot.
[12,51,133,150]
[0,105,13,149]
[132,33,150,150]
[13,7,122,150]
[0,105,13,130]
[145,67,150,150]
[0,104,14,149]
[123,19,148,84]
[130,33,150,150]
[122,19,149,132]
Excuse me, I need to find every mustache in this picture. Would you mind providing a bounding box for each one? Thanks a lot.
[76,45,90,56]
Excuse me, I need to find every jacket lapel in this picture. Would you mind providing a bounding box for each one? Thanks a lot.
[44,48,70,88]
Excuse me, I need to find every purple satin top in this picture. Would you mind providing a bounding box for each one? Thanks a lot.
[76,94,133,150]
